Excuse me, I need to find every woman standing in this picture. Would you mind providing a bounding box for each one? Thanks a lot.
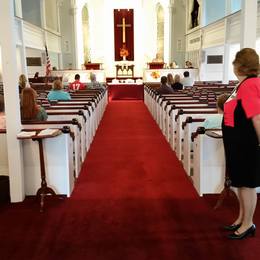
[222,48,260,239]
[21,88,47,121]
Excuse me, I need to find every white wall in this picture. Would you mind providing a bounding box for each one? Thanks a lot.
[25,48,45,77]
[200,45,224,81]
[60,0,76,69]
[186,1,260,81]
[228,43,240,80]
[74,0,172,77]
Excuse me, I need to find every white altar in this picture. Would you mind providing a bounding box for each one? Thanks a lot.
[51,70,106,83]
[143,68,199,83]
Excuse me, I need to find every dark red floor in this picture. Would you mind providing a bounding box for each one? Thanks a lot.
[0,101,259,260]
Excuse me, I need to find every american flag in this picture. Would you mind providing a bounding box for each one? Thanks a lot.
[45,44,51,77]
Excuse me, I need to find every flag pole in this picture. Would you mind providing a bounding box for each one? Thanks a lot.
[44,43,51,91]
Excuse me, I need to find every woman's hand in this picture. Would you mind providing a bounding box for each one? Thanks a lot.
[252,114,260,144]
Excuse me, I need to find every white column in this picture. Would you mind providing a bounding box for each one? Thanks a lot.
[14,0,23,18]
[20,20,28,76]
[70,0,81,69]
[14,0,27,76]
[223,19,230,84]
[164,5,170,65]
[168,5,174,64]
[41,0,48,45]
[0,0,24,202]
[240,0,257,48]
[57,0,64,69]
[223,43,230,84]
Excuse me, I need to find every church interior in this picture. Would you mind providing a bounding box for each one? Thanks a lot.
[0,0,260,259]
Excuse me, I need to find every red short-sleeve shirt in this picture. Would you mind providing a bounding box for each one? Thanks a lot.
[237,78,260,118]
[69,80,85,90]
[224,78,260,127]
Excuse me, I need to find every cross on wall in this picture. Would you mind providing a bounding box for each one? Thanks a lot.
[116,17,131,43]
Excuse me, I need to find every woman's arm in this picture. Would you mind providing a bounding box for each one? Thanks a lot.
[252,114,260,143]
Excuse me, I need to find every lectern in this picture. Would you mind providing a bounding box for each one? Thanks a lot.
[147,62,165,69]
[84,63,102,70]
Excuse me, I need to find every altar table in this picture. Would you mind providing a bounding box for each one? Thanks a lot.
[143,68,199,83]
[108,83,144,101]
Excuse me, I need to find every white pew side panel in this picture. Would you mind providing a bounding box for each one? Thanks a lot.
[0,132,8,176]
[23,134,74,197]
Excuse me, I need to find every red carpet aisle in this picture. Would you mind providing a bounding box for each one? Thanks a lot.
[0,101,260,260]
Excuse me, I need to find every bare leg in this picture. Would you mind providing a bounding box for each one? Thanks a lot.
[236,187,257,233]
[232,187,244,225]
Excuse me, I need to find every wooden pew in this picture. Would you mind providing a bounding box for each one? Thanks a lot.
[46,111,88,159]
[19,127,75,197]
[182,117,207,176]
[22,120,82,178]
[191,128,225,196]
[174,108,217,153]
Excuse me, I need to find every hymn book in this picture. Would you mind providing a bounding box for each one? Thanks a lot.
[37,128,61,137]
[17,131,37,139]
[17,129,61,139]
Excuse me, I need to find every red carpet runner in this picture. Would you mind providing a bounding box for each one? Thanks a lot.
[0,101,260,260]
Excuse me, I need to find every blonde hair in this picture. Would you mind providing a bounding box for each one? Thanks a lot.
[19,74,27,89]
[167,73,174,84]
[53,79,63,91]
[90,73,96,82]
[21,88,39,120]
[233,48,260,76]
[174,74,181,83]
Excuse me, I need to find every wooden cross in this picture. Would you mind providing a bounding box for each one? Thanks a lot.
[117,17,131,43]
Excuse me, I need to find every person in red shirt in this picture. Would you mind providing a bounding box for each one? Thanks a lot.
[222,48,260,240]
[69,74,85,90]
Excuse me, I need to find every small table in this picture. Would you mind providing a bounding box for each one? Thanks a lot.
[17,129,61,212]
[108,83,144,100]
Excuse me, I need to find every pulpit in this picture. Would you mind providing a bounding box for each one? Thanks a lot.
[116,64,134,77]
[147,62,165,69]
[84,63,102,70]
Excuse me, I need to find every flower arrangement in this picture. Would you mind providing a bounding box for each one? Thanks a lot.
[120,44,129,58]
[150,71,160,79]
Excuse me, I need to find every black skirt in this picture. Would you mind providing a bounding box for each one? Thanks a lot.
[222,100,260,188]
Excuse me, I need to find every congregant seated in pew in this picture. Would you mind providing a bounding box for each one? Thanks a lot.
[48,79,71,101]
[87,73,105,90]
[167,73,174,87]
[203,93,229,129]
[69,74,85,91]
[171,74,183,91]
[21,88,48,121]
[18,74,29,94]
[180,71,194,88]
[33,72,39,80]
[0,94,6,129]
[156,76,174,94]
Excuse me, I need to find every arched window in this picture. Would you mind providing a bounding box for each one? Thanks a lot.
[82,5,90,63]
[156,4,164,60]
